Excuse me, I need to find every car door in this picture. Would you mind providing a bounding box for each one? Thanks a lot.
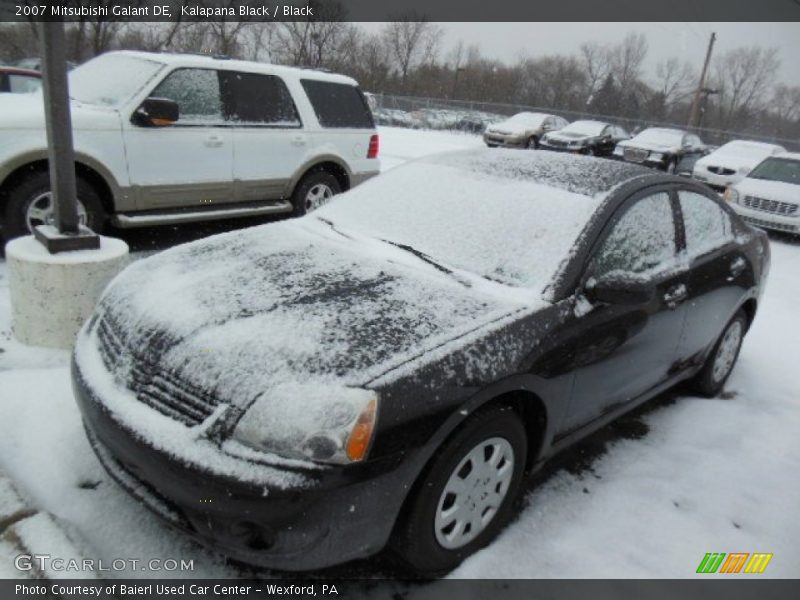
[674,189,749,363]
[597,125,615,155]
[123,67,234,209]
[560,189,689,432]
[221,71,306,203]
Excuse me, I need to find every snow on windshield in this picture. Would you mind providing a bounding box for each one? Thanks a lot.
[316,151,606,291]
[505,113,547,128]
[560,121,606,136]
[633,129,683,146]
[69,54,164,108]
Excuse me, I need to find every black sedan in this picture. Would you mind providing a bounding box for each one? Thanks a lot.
[72,150,769,575]
[539,119,630,156]
[614,127,708,173]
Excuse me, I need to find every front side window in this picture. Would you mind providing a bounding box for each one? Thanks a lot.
[301,79,374,129]
[149,68,222,124]
[8,74,41,93]
[220,72,300,126]
[593,192,677,277]
[679,191,734,257]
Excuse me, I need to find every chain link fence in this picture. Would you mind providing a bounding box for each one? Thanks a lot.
[372,93,799,152]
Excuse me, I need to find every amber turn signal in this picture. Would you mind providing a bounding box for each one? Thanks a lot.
[345,398,377,461]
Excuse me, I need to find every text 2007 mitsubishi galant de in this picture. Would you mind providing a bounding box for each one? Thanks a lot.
[73,150,769,574]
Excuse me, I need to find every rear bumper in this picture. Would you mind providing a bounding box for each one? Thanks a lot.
[730,204,800,233]
[71,358,415,571]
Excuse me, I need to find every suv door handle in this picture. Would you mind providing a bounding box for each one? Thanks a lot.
[729,257,746,277]
[204,134,224,148]
[663,283,687,308]
[291,135,307,146]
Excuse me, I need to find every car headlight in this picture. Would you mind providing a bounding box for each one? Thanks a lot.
[649,152,664,161]
[723,187,740,203]
[233,385,378,465]
[613,146,624,156]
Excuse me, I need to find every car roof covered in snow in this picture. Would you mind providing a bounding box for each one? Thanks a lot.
[774,151,800,162]
[412,148,654,198]
[105,50,358,86]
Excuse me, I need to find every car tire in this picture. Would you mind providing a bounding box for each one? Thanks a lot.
[526,136,538,149]
[691,310,747,397]
[291,169,341,217]
[3,171,106,240]
[391,405,527,575]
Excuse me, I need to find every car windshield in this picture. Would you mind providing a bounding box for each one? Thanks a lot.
[747,157,800,185]
[68,54,165,108]
[314,153,602,293]
[633,129,684,146]
[559,121,606,136]
[505,113,546,128]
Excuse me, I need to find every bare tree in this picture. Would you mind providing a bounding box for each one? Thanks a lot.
[269,0,348,67]
[382,14,442,90]
[608,33,648,92]
[771,84,800,124]
[711,46,780,128]
[653,57,696,108]
[579,41,612,102]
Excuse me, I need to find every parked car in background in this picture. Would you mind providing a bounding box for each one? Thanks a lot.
[693,140,787,193]
[74,150,767,575]
[539,120,629,156]
[0,51,379,241]
[0,67,41,94]
[614,127,707,173]
[483,112,569,148]
[725,152,800,234]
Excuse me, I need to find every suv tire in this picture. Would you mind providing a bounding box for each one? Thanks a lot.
[3,171,106,240]
[291,169,342,217]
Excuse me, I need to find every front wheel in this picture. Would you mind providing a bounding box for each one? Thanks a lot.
[391,406,527,575]
[526,136,538,149]
[691,310,747,397]
[3,171,106,240]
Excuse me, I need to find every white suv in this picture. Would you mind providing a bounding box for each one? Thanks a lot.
[0,51,380,241]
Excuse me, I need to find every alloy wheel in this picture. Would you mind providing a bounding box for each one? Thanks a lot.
[304,183,334,212]
[25,191,88,232]
[712,320,743,383]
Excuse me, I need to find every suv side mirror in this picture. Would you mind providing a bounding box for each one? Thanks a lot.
[132,97,179,127]
[585,272,655,305]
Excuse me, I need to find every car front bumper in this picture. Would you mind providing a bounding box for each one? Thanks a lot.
[692,169,743,193]
[483,132,528,147]
[71,358,418,571]
[730,203,800,234]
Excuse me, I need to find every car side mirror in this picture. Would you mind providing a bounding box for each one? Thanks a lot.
[132,97,179,127]
[585,272,655,306]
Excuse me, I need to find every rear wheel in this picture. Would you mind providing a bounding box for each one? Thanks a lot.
[691,310,747,397]
[526,136,538,149]
[291,169,341,217]
[3,171,106,240]
[391,406,527,575]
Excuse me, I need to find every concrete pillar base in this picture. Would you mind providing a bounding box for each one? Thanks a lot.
[6,235,129,349]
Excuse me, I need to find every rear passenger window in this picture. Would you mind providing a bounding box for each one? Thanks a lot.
[301,80,374,128]
[220,72,300,127]
[593,192,677,276]
[150,68,222,124]
[679,191,735,257]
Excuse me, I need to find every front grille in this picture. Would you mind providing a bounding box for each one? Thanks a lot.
[742,195,799,216]
[707,166,736,175]
[742,216,798,233]
[96,315,220,426]
[624,147,649,163]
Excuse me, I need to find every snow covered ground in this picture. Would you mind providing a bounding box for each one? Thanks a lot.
[1,126,799,579]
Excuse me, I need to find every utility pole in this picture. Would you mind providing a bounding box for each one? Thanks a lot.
[688,32,716,129]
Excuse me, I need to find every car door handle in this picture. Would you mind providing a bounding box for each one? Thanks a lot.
[663,283,687,308]
[204,135,224,148]
[291,135,307,146]
[729,257,746,277]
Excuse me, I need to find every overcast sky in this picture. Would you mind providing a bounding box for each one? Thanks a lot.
[361,22,800,87]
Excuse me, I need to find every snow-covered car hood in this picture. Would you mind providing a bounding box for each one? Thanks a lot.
[733,177,800,205]
[545,131,594,143]
[0,92,119,130]
[486,120,540,136]
[694,151,769,173]
[617,139,679,153]
[87,219,535,411]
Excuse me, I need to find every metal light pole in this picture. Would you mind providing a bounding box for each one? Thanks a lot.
[34,20,99,253]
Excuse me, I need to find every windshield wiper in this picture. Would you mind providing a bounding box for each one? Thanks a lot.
[379,238,472,288]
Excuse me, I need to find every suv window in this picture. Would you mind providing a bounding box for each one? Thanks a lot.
[301,80,374,129]
[8,74,41,93]
[593,192,676,277]
[679,191,734,257]
[150,68,222,124]
[220,71,300,127]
